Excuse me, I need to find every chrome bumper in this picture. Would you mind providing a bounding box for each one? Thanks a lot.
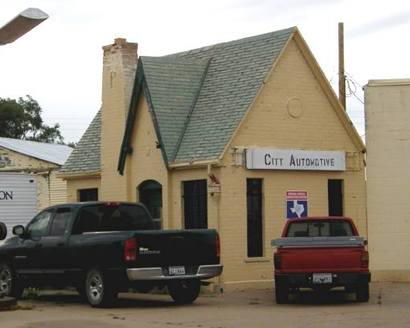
[126,264,223,281]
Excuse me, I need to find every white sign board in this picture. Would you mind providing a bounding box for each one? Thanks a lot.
[246,148,345,171]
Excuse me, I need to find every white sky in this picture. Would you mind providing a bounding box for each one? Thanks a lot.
[1,0,409,143]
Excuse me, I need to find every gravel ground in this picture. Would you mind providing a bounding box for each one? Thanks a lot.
[1,282,409,328]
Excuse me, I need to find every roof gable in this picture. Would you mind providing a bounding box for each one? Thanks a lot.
[168,28,295,162]
[0,137,72,165]
[118,27,295,172]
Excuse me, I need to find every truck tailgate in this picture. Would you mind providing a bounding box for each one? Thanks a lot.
[278,246,365,272]
[130,229,219,268]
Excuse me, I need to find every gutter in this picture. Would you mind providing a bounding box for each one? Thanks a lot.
[168,159,220,170]
[57,170,101,180]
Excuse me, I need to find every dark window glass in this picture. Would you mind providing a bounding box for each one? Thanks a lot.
[183,180,208,229]
[138,180,162,229]
[286,220,353,237]
[72,204,153,234]
[50,208,72,236]
[328,180,343,216]
[78,188,98,202]
[247,178,263,257]
[27,210,53,237]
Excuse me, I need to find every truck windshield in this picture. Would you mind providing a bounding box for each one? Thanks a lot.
[73,204,154,234]
[286,220,354,237]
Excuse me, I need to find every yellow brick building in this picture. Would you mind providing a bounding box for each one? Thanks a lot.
[60,27,366,290]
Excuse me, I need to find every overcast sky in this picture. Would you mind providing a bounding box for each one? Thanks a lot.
[1,0,409,143]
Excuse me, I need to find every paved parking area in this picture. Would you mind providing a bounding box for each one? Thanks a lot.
[1,282,410,328]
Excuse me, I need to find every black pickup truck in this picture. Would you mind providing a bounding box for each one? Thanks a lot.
[0,202,222,307]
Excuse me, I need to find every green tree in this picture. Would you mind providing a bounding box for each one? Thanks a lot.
[0,95,64,143]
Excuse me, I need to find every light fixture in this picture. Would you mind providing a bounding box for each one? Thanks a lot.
[0,8,49,45]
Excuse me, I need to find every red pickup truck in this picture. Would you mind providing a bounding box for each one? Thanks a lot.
[272,217,370,303]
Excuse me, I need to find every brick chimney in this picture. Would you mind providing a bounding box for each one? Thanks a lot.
[100,38,138,201]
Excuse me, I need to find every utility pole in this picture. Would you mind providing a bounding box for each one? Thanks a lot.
[0,8,48,45]
[338,22,346,110]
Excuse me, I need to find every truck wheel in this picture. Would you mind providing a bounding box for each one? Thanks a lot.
[85,269,117,307]
[275,280,289,304]
[356,282,369,302]
[168,280,201,304]
[0,261,24,298]
[0,222,7,240]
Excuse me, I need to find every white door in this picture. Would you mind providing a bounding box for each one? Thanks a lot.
[0,173,37,240]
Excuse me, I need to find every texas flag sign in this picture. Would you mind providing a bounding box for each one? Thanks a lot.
[286,191,308,219]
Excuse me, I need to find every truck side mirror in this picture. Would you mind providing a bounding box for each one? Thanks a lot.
[12,225,26,238]
[0,222,7,240]
[363,239,368,246]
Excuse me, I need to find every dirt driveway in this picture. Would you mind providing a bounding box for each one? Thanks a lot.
[1,282,409,328]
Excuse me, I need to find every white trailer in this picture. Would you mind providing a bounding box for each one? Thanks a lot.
[0,173,37,240]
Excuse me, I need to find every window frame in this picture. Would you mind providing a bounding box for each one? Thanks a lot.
[246,178,264,258]
[26,209,55,238]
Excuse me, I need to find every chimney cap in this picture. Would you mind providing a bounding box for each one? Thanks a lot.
[114,38,127,46]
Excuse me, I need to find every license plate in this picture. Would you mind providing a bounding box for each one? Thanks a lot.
[312,273,332,284]
[169,266,185,276]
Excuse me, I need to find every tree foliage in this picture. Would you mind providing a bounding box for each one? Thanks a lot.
[0,95,64,143]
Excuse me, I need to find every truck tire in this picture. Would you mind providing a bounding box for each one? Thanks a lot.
[168,280,201,304]
[0,222,7,240]
[85,269,117,307]
[356,282,369,302]
[0,261,24,298]
[275,280,289,304]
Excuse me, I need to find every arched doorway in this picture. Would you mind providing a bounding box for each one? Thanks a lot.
[138,180,162,229]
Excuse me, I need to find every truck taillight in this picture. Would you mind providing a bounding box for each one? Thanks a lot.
[361,250,369,268]
[124,238,137,262]
[274,253,281,270]
[216,233,221,258]
[106,202,120,208]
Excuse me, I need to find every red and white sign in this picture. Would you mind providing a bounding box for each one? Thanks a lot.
[286,191,308,201]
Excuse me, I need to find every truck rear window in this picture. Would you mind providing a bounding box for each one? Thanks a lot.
[286,220,354,237]
[73,204,154,234]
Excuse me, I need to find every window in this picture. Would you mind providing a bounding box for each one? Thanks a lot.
[27,210,53,238]
[183,180,208,229]
[328,180,344,216]
[72,204,153,234]
[138,180,162,229]
[286,220,353,237]
[50,208,72,236]
[78,188,98,202]
[247,178,263,257]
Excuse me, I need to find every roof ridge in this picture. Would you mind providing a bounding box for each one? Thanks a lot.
[140,55,209,64]
[0,136,69,147]
[172,58,212,161]
[166,27,295,58]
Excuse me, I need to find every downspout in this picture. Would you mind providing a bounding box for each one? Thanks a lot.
[207,163,223,292]
[48,169,51,207]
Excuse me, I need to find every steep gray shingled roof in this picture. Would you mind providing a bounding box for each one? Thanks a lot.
[141,56,210,162]
[119,27,295,171]
[60,110,101,173]
[167,27,294,162]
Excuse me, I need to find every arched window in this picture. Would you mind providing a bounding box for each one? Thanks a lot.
[138,180,162,229]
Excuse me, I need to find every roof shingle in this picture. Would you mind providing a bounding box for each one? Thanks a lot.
[60,110,101,173]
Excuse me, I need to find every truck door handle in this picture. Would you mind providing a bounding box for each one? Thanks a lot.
[57,242,64,247]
